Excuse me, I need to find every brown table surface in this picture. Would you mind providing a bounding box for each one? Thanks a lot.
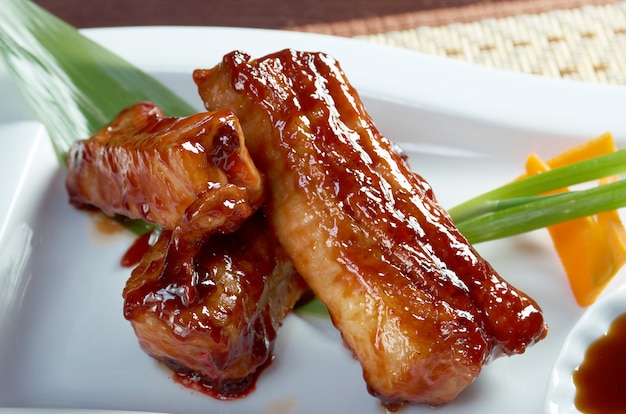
[32,0,624,37]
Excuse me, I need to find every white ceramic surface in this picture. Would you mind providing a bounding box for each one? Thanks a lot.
[2,26,626,414]
[545,278,626,414]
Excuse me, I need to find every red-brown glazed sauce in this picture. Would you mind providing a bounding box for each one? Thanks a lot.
[207,50,546,358]
[120,230,153,268]
[169,355,274,400]
[192,49,547,406]
[123,223,279,335]
[574,312,626,413]
[66,102,264,231]
[121,211,306,400]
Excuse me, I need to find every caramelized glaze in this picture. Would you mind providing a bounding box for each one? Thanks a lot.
[194,49,547,407]
[123,212,307,397]
[66,101,264,231]
[65,101,307,399]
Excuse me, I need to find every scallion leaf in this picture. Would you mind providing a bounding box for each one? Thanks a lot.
[448,150,626,223]
[455,180,626,243]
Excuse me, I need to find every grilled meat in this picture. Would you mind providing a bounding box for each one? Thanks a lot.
[66,101,264,231]
[65,101,307,398]
[193,49,547,407]
[123,211,307,397]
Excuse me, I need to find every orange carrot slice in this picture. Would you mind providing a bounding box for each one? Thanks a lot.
[524,132,626,306]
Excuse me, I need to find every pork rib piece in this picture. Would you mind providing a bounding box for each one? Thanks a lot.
[193,49,547,407]
[123,211,308,397]
[65,101,308,397]
[66,101,264,231]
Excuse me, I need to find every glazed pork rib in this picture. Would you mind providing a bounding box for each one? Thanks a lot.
[194,49,548,407]
[123,211,307,397]
[66,101,264,231]
[65,101,307,397]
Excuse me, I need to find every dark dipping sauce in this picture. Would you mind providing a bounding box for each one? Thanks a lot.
[574,312,626,413]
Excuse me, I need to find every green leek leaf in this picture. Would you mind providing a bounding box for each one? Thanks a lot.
[0,0,196,164]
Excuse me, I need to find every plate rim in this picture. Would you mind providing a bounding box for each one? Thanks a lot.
[78,25,626,141]
[0,24,623,414]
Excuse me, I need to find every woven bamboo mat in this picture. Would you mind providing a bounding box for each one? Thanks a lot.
[355,2,626,84]
[36,0,626,85]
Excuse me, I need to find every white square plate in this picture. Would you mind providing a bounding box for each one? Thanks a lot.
[2,26,626,414]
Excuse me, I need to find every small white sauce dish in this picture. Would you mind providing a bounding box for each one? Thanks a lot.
[544,279,626,413]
